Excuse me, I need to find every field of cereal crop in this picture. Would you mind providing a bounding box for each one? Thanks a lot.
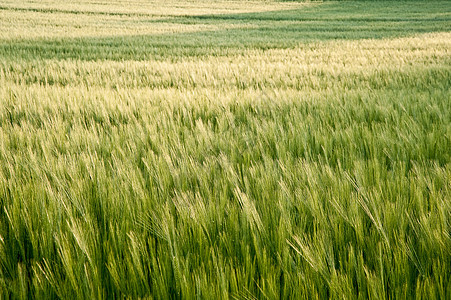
[0,0,450,298]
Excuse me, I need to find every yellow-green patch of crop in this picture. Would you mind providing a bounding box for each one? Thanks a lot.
[1,33,449,91]
[0,0,309,39]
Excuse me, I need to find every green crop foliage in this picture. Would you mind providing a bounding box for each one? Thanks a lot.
[0,0,450,298]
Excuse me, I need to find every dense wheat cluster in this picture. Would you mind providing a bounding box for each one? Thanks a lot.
[0,0,450,298]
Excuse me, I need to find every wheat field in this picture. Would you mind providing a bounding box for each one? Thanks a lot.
[0,0,450,298]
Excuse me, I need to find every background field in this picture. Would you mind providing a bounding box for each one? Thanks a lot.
[0,0,450,298]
